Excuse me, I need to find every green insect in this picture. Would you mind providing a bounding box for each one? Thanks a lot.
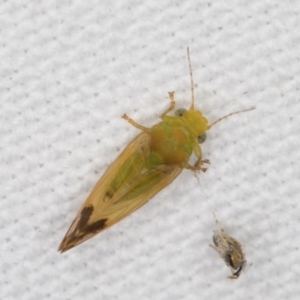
[58,48,254,252]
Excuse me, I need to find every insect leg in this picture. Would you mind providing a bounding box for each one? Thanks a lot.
[191,143,210,171]
[161,92,176,117]
[182,161,209,172]
[122,114,150,132]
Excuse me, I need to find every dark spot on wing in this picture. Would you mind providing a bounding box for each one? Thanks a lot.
[86,219,107,233]
[59,206,108,252]
[105,190,114,199]
[77,206,107,233]
[62,218,107,250]
[78,206,94,230]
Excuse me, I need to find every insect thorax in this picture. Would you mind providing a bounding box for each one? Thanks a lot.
[147,119,196,166]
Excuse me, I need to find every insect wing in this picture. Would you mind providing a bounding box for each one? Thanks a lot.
[58,133,182,252]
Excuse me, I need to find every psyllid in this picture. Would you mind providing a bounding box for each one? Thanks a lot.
[58,48,254,253]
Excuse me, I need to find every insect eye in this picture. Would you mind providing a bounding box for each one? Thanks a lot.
[197,133,207,144]
[175,108,187,117]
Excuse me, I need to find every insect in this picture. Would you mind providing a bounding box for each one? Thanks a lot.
[58,48,254,253]
[210,215,247,279]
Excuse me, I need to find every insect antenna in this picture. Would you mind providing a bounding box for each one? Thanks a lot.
[208,107,255,129]
[187,47,195,111]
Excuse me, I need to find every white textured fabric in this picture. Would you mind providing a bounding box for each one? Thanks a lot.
[1,0,300,299]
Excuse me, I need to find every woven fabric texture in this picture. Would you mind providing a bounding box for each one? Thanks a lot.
[1,1,300,299]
